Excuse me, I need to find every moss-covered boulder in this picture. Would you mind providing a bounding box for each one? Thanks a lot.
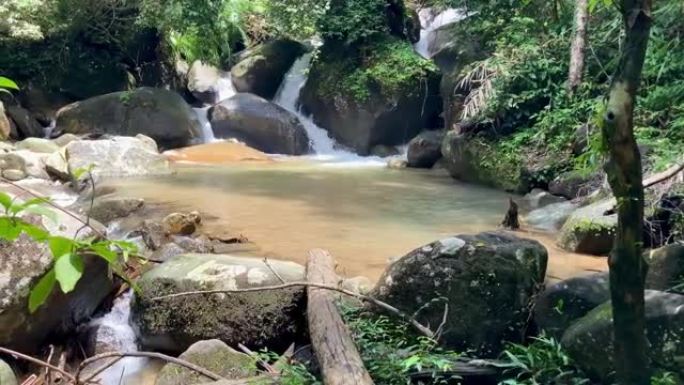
[407,130,444,168]
[55,88,202,149]
[300,38,441,155]
[557,199,616,255]
[156,340,255,385]
[131,254,306,354]
[372,232,548,356]
[646,244,684,292]
[562,291,684,381]
[231,39,307,100]
[549,170,604,200]
[209,93,311,155]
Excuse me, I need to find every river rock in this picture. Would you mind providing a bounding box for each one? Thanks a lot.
[524,188,567,209]
[407,130,445,168]
[162,212,200,236]
[0,187,113,353]
[150,243,187,262]
[645,243,684,292]
[533,273,610,340]
[156,340,256,385]
[55,88,202,149]
[549,171,604,200]
[372,232,548,356]
[5,104,44,139]
[44,149,70,181]
[558,198,616,255]
[16,137,59,153]
[562,291,684,381]
[387,158,408,169]
[0,102,10,140]
[0,359,17,385]
[187,61,223,104]
[87,196,145,224]
[525,201,579,232]
[131,254,307,353]
[52,133,80,148]
[300,39,441,155]
[65,136,171,178]
[1,169,26,181]
[231,39,307,99]
[370,144,400,158]
[209,93,311,155]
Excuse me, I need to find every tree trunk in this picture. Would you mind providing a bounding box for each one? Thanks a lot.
[306,249,375,385]
[601,1,652,384]
[568,0,589,93]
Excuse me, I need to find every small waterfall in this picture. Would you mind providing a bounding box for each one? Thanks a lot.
[414,8,468,58]
[86,292,148,385]
[193,72,238,143]
[44,119,56,139]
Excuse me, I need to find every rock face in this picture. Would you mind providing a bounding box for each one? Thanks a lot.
[187,61,223,104]
[645,244,684,291]
[407,130,444,168]
[209,93,311,155]
[533,273,610,340]
[131,254,307,354]
[562,291,684,381]
[372,232,548,356]
[558,199,616,255]
[300,40,441,155]
[231,39,307,99]
[0,193,113,353]
[55,88,202,149]
[65,136,171,178]
[156,340,255,385]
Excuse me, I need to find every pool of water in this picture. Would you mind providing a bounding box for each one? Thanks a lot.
[106,160,606,281]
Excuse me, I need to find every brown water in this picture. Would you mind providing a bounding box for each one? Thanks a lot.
[107,160,606,281]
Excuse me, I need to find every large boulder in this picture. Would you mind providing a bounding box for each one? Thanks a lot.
[231,39,307,99]
[0,359,17,385]
[0,102,10,140]
[187,61,223,105]
[372,232,548,356]
[525,201,579,232]
[645,243,684,292]
[65,136,171,178]
[300,38,441,155]
[55,88,202,149]
[155,340,255,385]
[131,254,307,354]
[549,171,604,200]
[0,188,113,353]
[5,104,44,139]
[557,198,616,255]
[407,130,445,168]
[209,93,311,155]
[562,291,684,381]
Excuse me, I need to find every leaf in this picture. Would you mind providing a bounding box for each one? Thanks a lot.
[54,253,84,293]
[29,269,56,313]
[72,164,95,180]
[0,192,13,212]
[21,222,50,241]
[23,205,58,223]
[9,197,51,216]
[0,76,19,91]
[0,217,23,241]
[90,242,118,263]
[49,236,76,258]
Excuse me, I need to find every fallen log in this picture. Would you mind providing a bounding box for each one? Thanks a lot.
[306,249,374,385]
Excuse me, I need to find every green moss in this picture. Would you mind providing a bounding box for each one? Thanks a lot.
[465,136,525,192]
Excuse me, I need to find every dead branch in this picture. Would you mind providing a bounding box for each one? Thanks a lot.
[151,282,435,338]
[0,347,77,384]
[643,159,684,189]
[262,257,286,284]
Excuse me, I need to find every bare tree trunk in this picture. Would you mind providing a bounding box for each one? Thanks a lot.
[601,1,652,384]
[568,0,589,93]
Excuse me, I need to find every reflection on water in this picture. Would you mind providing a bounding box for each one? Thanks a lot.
[106,162,606,281]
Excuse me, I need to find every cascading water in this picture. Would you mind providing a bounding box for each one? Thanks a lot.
[414,7,468,58]
[193,72,238,143]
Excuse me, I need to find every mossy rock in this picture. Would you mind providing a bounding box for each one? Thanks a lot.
[561,291,684,382]
[557,199,617,255]
[131,254,307,354]
[156,339,255,385]
[372,231,548,357]
[231,39,307,99]
[300,37,441,155]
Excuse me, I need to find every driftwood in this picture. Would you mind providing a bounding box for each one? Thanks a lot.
[306,249,375,385]
[643,159,684,189]
[501,198,520,230]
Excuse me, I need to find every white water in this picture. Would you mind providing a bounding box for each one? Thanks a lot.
[194,72,238,143]
[414,7,468,58]
[273,53,389,166]
[87,292,148,385]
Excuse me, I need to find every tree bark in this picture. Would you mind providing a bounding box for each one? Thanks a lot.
[568,0,589,93]
[601,1,652,384]
[306,249,374,385]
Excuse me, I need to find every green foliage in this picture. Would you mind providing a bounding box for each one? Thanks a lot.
[255,350,321,385]
[341,304,460,384]
[0,188,138,313]
[496,336,591,385]
[318,0,388,44]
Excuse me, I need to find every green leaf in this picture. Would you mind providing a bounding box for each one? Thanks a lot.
[22,222,50,241]
[72,164,95,180]
[29,269,56,313]
[49,236,76,259]
[23,205,58,223]
[0,217,23,241]
[0,77,19,91]
[0,192,13,212]
[9,197,51,216]
[54,253,84,293]
[90,242,118,263]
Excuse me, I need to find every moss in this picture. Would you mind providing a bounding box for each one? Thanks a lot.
[465,137,525,192]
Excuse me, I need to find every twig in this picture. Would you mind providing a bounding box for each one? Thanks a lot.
[0,347,77,384]
[238,343,276,374]
[77,351,225,384]
[434,303,450,342]
[262,258,286,284]
[151,282,435,338]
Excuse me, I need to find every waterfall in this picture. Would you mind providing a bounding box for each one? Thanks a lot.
[194,72,238,143]
[414,8,468,58]
[86,292,148,385]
